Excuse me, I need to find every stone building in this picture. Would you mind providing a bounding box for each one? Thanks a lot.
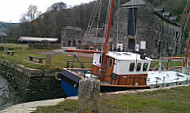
[61,26,83,48]
[112,0,183,58]
[61,26,108,50]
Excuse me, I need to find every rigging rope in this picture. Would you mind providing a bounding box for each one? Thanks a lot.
[95,0,103,48]
[103,0,112,40]
[86,1,101,39]
[116,0,120,52]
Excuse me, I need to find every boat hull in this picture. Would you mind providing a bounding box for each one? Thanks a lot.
[60,69,81,97]
[100,84,150,92]
[60,69,150,97]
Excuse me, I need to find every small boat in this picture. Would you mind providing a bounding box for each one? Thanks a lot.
[147,70,190,88]
[58,52,152,96]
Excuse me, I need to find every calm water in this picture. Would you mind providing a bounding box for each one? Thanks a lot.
[0,74,20,111]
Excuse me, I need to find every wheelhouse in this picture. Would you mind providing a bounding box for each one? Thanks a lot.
[92,52,152,76]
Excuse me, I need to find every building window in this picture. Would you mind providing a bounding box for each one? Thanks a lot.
[129,63,135,72]
[128,8,137,36]
[68,40,71,46]
[176,32,179,39]
[136,63,141,71]
[128,39,135,49]
[78,40,81,44]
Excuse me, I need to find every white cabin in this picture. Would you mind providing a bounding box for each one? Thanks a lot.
[93,52,152,75]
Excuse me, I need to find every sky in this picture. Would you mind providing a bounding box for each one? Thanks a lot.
[0,0,95,23]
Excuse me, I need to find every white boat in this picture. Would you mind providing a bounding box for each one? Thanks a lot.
[147,70,190,88]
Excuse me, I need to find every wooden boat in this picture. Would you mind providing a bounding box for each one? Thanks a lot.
[56,0,153,97]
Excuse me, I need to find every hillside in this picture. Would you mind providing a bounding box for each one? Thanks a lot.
[5,0,189,43]
[0,22,8,29]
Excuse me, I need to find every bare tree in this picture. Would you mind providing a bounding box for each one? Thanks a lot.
[21,5,41,22]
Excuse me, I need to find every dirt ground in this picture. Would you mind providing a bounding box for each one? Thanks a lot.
[38,49,94,57]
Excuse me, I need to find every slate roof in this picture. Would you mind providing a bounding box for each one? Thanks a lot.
[154,7,164,12]
[121,0,146,7]
[121,0,181,26]
[64,26,82,31]
[0,29,7,37]
[163,12,171,17]
[169,16,178,21]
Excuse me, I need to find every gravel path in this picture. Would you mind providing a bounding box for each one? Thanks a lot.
[38,49,93,57]
[0,98,65,113]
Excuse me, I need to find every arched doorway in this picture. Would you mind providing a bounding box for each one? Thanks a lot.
[68,40,71,46]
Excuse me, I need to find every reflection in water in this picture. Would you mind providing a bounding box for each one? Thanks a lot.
[0,75,20,111]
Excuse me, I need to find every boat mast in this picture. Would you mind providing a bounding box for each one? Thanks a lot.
[182,1,190,68]
[183,32,190,67]
[100,0,114,80]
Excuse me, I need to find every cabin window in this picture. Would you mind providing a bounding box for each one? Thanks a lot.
[129,63,135,72]
[136,63,141,71]
[109,59,113,68]
[99,55,102,63]
[143,63,148,71]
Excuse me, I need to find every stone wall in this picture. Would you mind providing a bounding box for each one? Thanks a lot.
[112,1,183,58]
[0,60,65,102]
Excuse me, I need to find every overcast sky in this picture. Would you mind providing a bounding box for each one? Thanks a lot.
[0,0,95,23]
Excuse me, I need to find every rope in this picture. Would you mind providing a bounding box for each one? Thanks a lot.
[86,1,99,37]
[95,0,103,48]
[116,0,120,52]
[180,0,190,24]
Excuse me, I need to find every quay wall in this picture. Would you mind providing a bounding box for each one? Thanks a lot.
[0,59,64,102]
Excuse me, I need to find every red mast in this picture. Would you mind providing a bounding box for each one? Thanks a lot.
[183,31,190,67]
[100,0,114,81]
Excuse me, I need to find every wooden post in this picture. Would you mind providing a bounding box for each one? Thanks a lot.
[46,54,52,65]
[3,46,8,54]
[78,78,100,113]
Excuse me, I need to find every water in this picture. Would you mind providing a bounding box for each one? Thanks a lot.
[0,75,20,111]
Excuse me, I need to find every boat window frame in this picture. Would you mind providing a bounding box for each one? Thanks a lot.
[136,63,142,72]
[143,63,149,71]
[129,62,135,72]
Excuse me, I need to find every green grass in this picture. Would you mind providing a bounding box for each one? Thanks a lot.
[33,100,78,113]
[0,44,93,69]
[150,60,183,69]
[33,86,190,113]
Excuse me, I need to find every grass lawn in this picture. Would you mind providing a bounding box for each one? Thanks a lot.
[0,44,93,70]
[33,86,190,113]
